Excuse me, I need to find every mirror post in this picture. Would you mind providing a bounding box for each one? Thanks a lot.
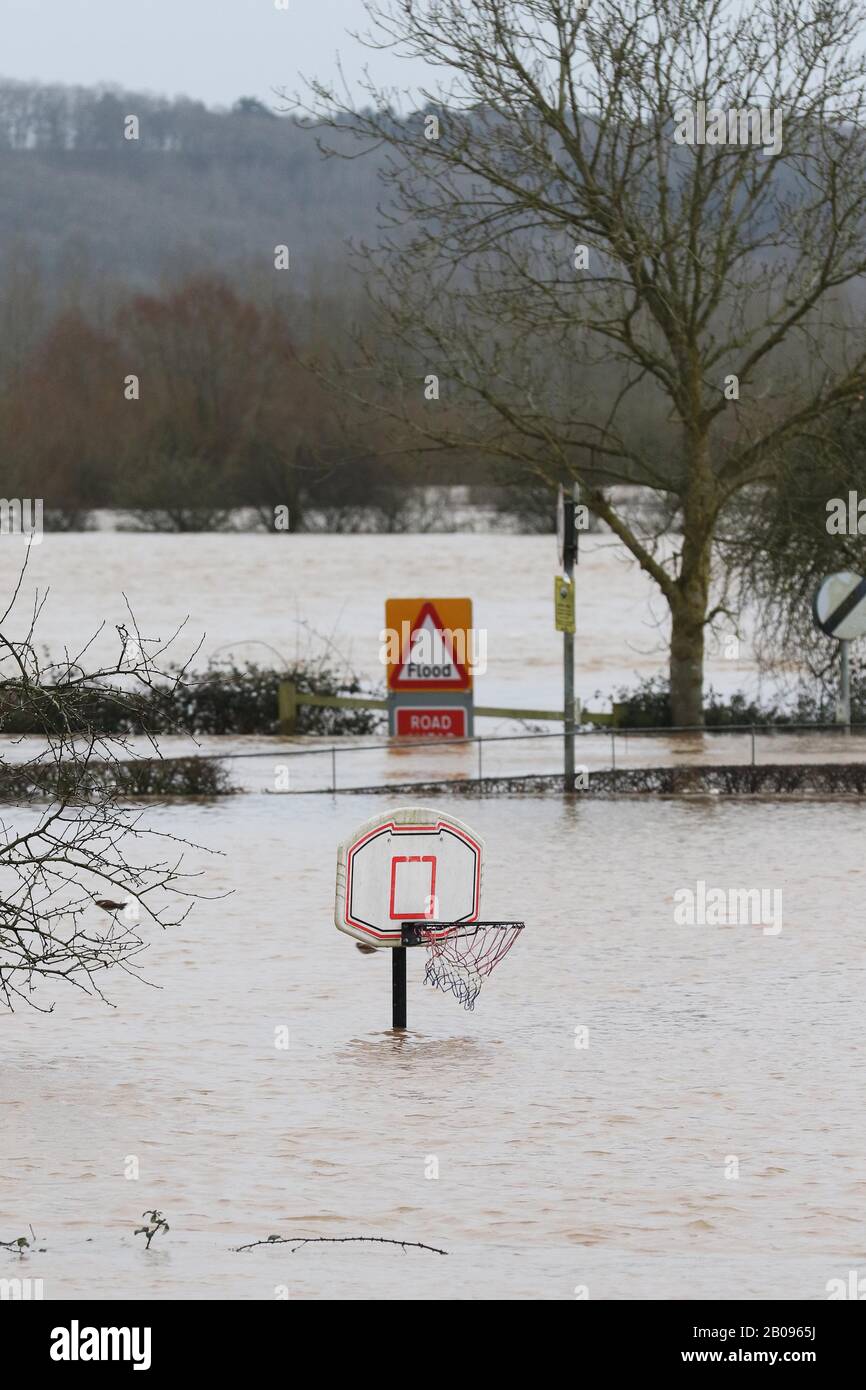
[840,639,851,731]
[563,484,578,791]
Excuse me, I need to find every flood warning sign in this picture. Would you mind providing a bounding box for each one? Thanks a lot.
[385,598,473,691]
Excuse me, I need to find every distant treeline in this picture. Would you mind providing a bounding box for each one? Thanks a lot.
[3,76,860,555]
[0,256,559,530]
[0,80,380,288]
[0,265,497,530]
[0,79,620,530]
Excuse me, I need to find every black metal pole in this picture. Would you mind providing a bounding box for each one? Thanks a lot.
[392,946,407,1030]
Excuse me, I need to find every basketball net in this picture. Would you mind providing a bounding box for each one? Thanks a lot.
[413,921,524,1010]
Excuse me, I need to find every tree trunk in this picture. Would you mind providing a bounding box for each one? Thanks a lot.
[670,433,715,727]
[669,586,707,727]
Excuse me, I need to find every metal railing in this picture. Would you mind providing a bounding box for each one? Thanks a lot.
[207,720,866,793]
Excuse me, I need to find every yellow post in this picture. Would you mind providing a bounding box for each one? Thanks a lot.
[278,681,298,735]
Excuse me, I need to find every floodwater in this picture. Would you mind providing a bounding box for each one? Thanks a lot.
[1,535,864,1301]
[0,529,776,711]
[3,793,866,1301]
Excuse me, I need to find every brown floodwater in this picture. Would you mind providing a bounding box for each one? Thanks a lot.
[1,534,863,1300]
[3,792,866,1300]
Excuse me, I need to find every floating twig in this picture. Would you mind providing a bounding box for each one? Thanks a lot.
[0,1236,29,1255]
[234,1234,447,1255]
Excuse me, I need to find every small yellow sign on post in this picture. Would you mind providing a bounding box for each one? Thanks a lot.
[554,575,575,633]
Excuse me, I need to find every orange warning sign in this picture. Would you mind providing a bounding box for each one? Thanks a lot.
[384,597,474,691]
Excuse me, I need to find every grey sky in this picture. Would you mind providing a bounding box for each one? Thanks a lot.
[0,0,433,108]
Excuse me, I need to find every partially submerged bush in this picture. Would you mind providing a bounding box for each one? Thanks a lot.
[107,755,233,796]
[168,661,382,735]
[0,755,232,801]
[598,675,851,728]
[0,660,382,737]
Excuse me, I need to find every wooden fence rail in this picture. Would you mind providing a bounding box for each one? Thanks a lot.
[277,681,622,735]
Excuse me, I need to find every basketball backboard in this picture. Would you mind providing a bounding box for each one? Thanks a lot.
[334,806,484,947]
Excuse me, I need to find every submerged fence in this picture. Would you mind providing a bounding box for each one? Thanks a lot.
[221,719,866,795]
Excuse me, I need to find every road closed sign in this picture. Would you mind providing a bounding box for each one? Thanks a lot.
[384,597,475,737]
[395,706,468,737]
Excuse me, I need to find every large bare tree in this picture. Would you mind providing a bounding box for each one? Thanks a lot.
[300,0,866,723]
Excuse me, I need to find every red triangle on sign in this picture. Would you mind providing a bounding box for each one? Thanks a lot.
[389,601,471,690]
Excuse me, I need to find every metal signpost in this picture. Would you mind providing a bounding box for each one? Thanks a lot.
[556,484,579,788]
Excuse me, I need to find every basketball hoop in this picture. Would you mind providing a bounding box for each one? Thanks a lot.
[402,921,525,1010]
[335,807,525,1027]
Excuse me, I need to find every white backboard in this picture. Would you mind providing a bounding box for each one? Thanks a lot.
[335,806,484,946]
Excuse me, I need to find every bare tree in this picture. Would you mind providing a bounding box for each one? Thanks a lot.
[723,399,866,695]
[0,557,208,1010]
[299,0,866,723]
[113,276,298,530]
